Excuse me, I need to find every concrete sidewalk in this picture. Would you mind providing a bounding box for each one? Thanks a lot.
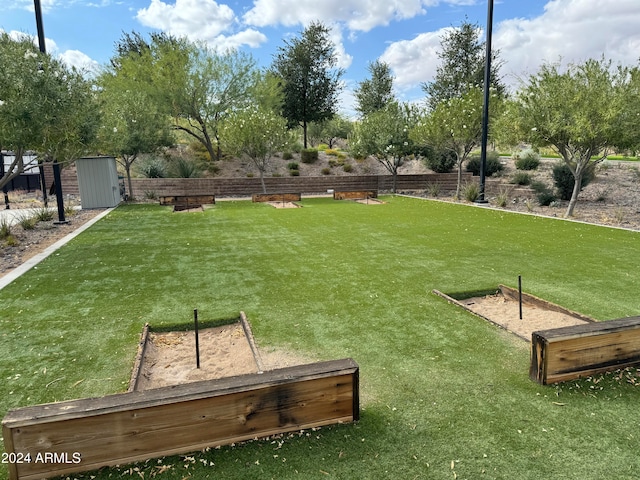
[0,207,114,291]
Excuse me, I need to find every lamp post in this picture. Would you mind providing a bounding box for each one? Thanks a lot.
[33,0,67,223]
[476,0,494,204]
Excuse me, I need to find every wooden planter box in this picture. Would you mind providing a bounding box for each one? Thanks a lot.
[530,316,640,384]
[252,193,301,203]
[160,195,215,206]
[333,190,378,200]
[2,359,359,480]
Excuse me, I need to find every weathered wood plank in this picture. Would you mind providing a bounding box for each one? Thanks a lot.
[2,359,359,480]
[159,195,215,206]
[333,190,378,200]
[251,193,301,202]
[530,317,640,384]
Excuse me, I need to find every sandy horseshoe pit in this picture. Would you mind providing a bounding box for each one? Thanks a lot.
[130,312,312,391]
[434,285,596,341]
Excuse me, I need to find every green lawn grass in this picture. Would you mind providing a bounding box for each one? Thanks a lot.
[2,196,640,479]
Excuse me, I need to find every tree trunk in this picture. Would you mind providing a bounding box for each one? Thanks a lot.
[392,170,397,193]
[303,120,308,149]
[565,171,583,218]
[125,163,134,201]
[259,170,267,194]
[455,161,463,200]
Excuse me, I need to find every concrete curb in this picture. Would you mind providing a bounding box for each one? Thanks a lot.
[0,207,115,291]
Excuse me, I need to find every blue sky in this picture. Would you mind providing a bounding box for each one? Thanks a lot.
[2,0,640,115]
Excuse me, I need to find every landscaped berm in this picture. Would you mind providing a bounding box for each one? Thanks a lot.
[1,195,640,480]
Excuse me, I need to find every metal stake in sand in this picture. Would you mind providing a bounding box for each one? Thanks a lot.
[518,275,523,320]
[194,308,201,369]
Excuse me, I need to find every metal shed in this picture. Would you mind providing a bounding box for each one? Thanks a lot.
[75,156,121,209]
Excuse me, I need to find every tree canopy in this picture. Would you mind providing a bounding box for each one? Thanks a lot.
[422,20,505,111]
[0,32,98,190]
[509,58,630,217]
[354,60,395,117]
[271,21,344,148]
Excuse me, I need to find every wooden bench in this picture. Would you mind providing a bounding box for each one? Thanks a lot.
[333,190,377,200]
[159,195,215,210]
[530,316,640,384]
[2,358,359,480]
[252,193,301,203]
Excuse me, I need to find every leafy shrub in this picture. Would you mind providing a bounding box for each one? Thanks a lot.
[317,144,329,151]
[342,163,353,173]
[282,151,294,160]
[301,148,319,164]
[328,159,339,168]
[321,167,331,175]
[462,182,480,202]
[139,158,167,178]
[33,207,54,222]
[426,182,441,197]
[289,169,300,176]
[171,158,201,178]
[552,162,595,200]
[530,180,557,206]
[510,172,532,185]
[0,218,12,239]
[514,149,541,170]
[423,148,456,173]
[466,151,504,177]
[494,188,510,208]
[325,148,339,156]
[287,162,299,171]
[17,213,37,230]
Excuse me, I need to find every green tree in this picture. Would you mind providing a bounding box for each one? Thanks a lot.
[354,60,395,117]
[422,19,505,111]
[410,87,498,199]
[618,66,640,156]
[97,56,173,198]
[307,115,352,148]
[511,58,629,217]
[220,107,293,193]
[350,102,418,192]
[271,21,344,148]
[0,32,98,190]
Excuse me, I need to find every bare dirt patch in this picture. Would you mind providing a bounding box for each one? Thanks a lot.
[267,201,301,208]
[134,323,313,391]
[460,292,590,341]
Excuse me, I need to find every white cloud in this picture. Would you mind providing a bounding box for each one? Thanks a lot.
[378,0,640,96]
[244,0,440,32]
[59,49,100,74]
[380,29,447,90]
[495,0,640,88]
[136,0,267,51]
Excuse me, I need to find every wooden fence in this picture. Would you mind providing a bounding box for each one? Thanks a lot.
[2,359,359,480]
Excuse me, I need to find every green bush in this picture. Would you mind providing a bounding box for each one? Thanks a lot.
[0,218,12,239]
[342,163,353,173]
[552,162,595,201]
[510,172,532,185]
[462,182,480,202]
[17,213,37,230]
[33,207,54,222]
[139,158,167,178]
[289,169,300,176]
[287,162,299,170]
[171,158,201,178]
[301,148,319,164]
[530,180,557,206]
[423,148,456,173]
[317,144,329,151]
[466,151,504,177]
[282,151,294,160]
[321,167,331,175]
[514,149,541,170]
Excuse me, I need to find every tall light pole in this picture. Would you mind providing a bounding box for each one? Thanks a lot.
[476,0,494,204]
[33,0,67,223]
